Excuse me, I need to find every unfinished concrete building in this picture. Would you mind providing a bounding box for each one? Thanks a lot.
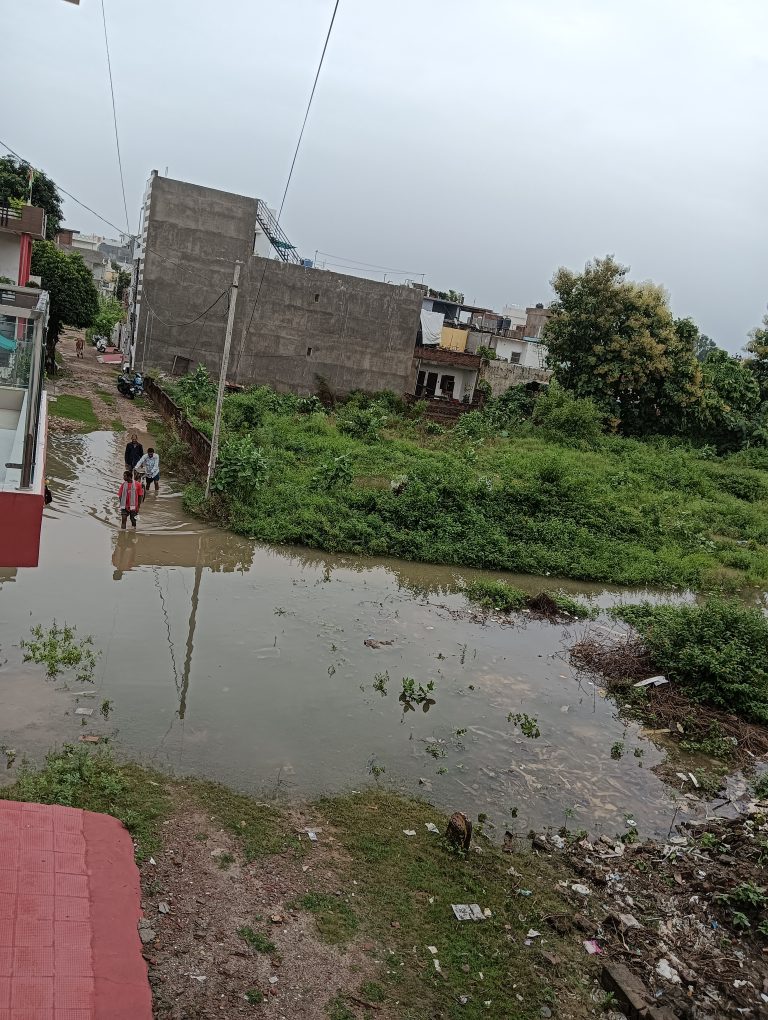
[128,173,422,396]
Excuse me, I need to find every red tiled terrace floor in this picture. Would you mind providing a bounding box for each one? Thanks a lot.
[0,801,152,1019]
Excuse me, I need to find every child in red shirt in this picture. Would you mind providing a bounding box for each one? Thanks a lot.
[118,470,141,529]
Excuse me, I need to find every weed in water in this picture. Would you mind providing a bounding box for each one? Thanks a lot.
[295,893,358,945]
[372,671,389,696]
[100,699,113,720]
[21,622,98,682]
[507,712,541,738]
[610,741,625,760]
[399,677,436,712]
[238,926,275,953]
[424,742,446,759]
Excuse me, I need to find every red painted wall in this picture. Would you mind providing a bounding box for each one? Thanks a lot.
[0,492,44,567]
[17,234,33,285]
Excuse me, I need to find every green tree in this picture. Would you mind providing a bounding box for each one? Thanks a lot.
[744,310,768,403]
[691,349,763,451]
[88,295,125,341]
[115,268,132,301]
[544,256,703,434]
[0,156,63,239]
[31,240,99,372]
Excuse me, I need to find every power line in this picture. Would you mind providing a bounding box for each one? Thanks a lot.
[100,0,130,234]
[277,0,340,222]
[140,287,231,328]
[0,138,128,237]
[315,250,424,277]
[238,0,341,374]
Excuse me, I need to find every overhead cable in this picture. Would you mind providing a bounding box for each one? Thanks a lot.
[100,0,131,233]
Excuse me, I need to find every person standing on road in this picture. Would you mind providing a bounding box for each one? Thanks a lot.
[136,448,160,495]
[124,433,143,472]
[118,470,141,529]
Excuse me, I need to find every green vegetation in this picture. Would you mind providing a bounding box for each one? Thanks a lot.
[615,597,768,725]
[295,892,359,945]
[315,790,592,1018]
[0,745,168,860]
[87,295,125,342]
[50,394,99,429]
[95,387,117,407]
[20,621,98,681]
[31,240,99,371]
[0,155,62,238]
[465,578,596,618]
[237,926,275,953]
[188,778,293,860]
[160,369,768,591]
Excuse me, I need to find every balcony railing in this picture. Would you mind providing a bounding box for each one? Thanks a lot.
[0,203,47,240]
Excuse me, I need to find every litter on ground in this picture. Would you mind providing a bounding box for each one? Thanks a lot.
[452,904,486,921]
[633,675,668,688]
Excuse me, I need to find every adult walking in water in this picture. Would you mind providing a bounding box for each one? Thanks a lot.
[117,471,142,529]
[136,447,160,495]
[124,433,143,473]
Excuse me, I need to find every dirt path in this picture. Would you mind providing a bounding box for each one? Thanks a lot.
[50,328,149,434]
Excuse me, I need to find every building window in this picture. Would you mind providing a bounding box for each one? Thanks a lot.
[171,355,192,376]
[306,347,312,357]
[508,352,521,365]
[314,293,320,302]
[439,375,455,397]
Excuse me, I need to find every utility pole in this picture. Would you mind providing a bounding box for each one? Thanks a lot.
[205,260,241,498]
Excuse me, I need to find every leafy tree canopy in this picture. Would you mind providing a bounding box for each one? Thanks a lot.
[744,309,768,403]
[31,240,99,370]
[544,255,703,435]
[0,156,63,239]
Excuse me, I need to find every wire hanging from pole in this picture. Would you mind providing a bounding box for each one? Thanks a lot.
[100,0,131,234]
[277,0,340,222]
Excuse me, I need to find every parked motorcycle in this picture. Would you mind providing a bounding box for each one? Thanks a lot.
[95,337,108,353]
[117,372,143,400]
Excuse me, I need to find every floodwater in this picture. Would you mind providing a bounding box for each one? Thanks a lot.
[0,430,711,839]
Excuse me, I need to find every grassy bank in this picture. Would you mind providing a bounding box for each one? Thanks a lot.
[3,745,765,1018]
[155,375,768,591]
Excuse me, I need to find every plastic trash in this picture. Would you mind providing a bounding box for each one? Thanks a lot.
[306,830,318,841]
[583,940,601,954]
[74,707,94,716]
[425,822,440,834]
[452,904,485,921]
[571,884,591,896]
[427,946,438,955]
[656,959,681,983]
[403,829,416,837]
[633,675,668,688]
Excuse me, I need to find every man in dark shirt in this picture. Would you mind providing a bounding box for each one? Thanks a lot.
[124,433,144,472]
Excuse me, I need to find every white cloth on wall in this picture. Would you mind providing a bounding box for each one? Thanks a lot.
[420,309,444,346]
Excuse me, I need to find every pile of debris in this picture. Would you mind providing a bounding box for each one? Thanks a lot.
[531,805,768,1018]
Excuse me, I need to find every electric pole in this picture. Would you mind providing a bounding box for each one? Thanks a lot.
[205,260,241,498]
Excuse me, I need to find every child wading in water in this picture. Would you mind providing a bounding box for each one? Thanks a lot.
[118,470,142,529]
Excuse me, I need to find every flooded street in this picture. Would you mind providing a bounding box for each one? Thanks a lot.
[0,430,702,838]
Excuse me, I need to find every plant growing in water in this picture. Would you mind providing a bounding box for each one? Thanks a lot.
[399,677,436,712]
[20,622,98,682]
[507,712,541,738]
[372,671,389,696]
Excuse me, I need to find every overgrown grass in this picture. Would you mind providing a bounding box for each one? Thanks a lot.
[156,375,768,590]
[615,597,768,725]
[464,579,596,618]
[294,892,359,944]
[0,745,169,860]
[314,790,594,1019]
[51,394,99,429]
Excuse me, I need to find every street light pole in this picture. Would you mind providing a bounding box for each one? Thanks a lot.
[205,260,241,498]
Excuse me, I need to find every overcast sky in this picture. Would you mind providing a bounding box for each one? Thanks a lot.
[10,0,767,348]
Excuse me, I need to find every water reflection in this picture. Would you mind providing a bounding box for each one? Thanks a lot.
[0,430,703,840]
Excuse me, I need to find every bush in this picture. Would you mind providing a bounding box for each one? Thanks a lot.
[211,436,268,499]
[337,405,387,442]
[465,579,528,612]
[174,365,217,408]
[532,383,605,445]
[313,454,353,489]
[615,598,768,724]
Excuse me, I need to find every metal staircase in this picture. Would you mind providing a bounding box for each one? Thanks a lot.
[255,200,302,264]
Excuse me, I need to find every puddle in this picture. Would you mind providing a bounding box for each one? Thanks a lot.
[0,430,715,838]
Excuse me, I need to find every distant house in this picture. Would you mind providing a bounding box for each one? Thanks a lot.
[414,345,481,403]
[0,203,47,285]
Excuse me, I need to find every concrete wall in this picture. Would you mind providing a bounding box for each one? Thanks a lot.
[480,360,551,397]
[135,176,421,396]
[0,236,19,283]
